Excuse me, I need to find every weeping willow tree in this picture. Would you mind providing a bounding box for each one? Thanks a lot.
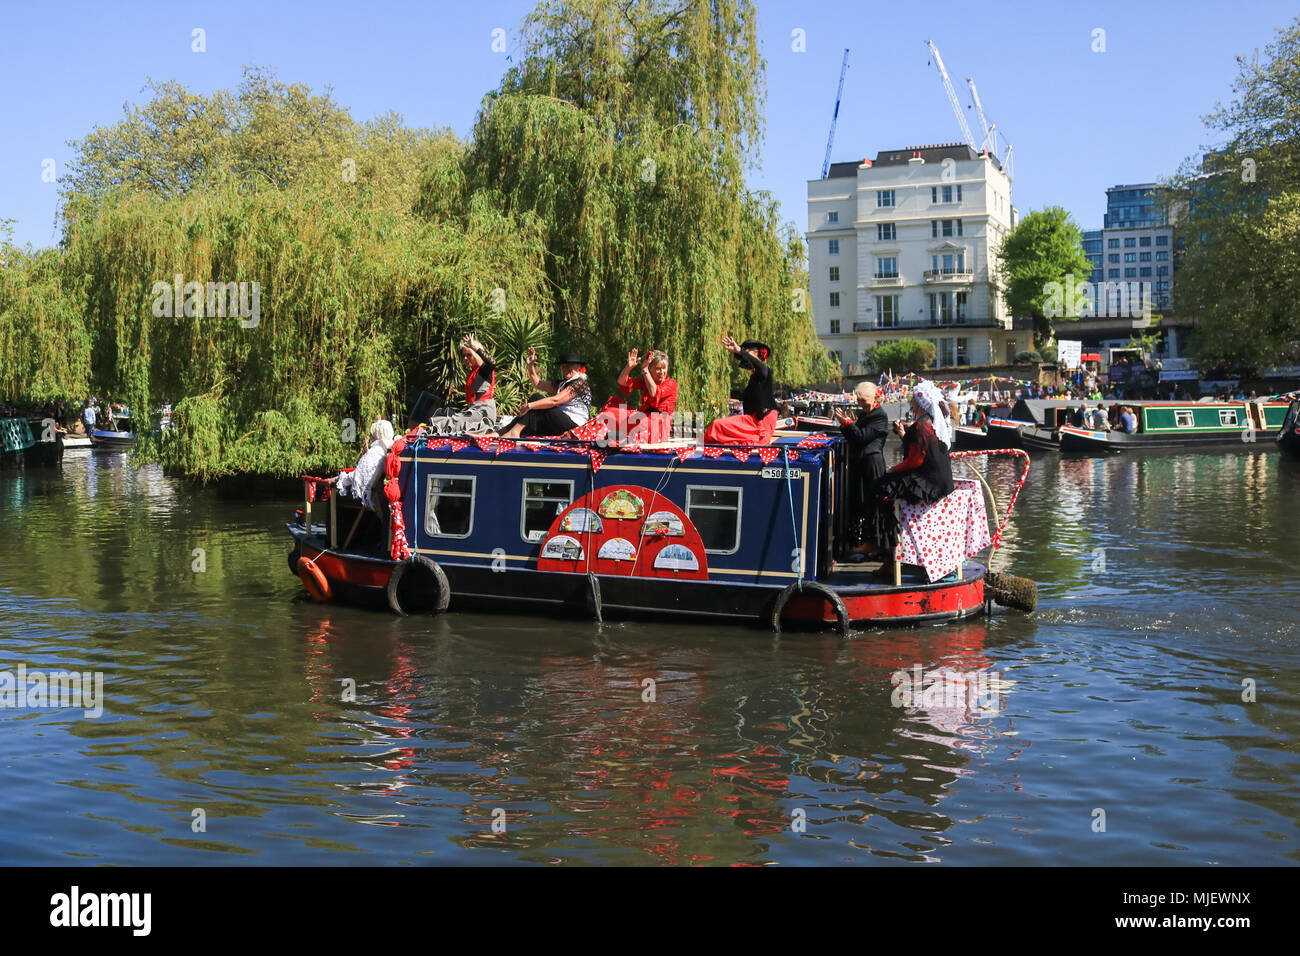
[58,68,551,480]
[418,0,828,414]
[0,222,92,402]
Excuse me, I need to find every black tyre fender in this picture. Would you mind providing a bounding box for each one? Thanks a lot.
[586,571,603,624]
[288,546,301,577]
[387,555,451,616]
[770,581,851,636]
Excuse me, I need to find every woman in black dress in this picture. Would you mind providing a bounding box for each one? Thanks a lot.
[832,381,890,557]
[862,380,955,575]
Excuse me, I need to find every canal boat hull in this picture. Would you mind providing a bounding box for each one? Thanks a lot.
[287,525,990,629]
[283,433,1019,632]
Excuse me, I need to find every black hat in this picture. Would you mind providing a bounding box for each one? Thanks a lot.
[407,390,440,426]
[740,340,771,361]
[556,353,584,366]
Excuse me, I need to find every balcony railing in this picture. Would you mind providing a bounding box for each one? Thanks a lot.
[923,269,974,283]
[870,274,903,287]
[853,317,1006,331]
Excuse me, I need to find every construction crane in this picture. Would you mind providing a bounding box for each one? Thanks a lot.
[925,40,977,154]
[820,48,850,179]
[924,40,1014,181]
[966,75,1014,181]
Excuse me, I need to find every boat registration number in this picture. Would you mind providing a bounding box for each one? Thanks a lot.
[761,467,802,479]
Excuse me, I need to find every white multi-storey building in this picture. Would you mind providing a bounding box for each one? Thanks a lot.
[807,144,1019,374]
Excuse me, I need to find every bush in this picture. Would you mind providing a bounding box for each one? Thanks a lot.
[1016,350,1043,364]
[870,339,936,374]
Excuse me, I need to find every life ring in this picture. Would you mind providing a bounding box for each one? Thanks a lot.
[770,581,850,636]
[386,554,450,616]
[297,556,332,603]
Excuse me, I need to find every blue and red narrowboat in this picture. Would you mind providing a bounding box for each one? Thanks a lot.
[286,431,1034,633]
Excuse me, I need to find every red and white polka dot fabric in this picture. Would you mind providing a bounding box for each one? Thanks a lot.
[897,479,991,582]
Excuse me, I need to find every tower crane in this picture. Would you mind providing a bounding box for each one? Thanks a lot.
[820,48,850,179]
[924,40,1014,182]
[925,39,977,153]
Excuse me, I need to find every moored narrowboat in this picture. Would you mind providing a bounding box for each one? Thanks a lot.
[286,432,1035,633]
[1056,400,1290,453]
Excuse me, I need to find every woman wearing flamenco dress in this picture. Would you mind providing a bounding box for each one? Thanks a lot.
[703,335,777,445]
[860,379,955,577]
[597,347,678,444]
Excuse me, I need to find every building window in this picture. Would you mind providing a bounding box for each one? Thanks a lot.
[829,319,840,334]
[829,292,840,308]
[828,239,839,255]
[1124,237,1137,247]
[1156,250,1169,260]
[1124,253,1136,262]
[686,486,741,554]
[931,252,966,274]
[521,480,573,542]
[955,337,969,366]
[1156,235,1169,246]
[876,295,899,327]
[1157,266,1169,276]
[1108,238,1119,248]
[877,222,895,241]
[829,266,840,281]
[936,338,956,366]
[957,184,963,202]
[1108,269,1120,278]
[1108,254,1119,263]
[1124,268,1137,278]
[930,184,961,204]
[827,211,839,224]
[931,220,938,238]
[929,292,960,325]
[877,190,895,208]
[956,291,967,322]
[1139,252,1151,262]
[875,256,898,278]
[1139,267,1152,277]
[1139,236,1151,246]
[425,476,475,537]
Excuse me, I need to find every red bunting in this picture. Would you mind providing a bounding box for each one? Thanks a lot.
[702,446,725,458]
[674,446,696,461]
[589,451,606,473]
[732,448,751,463]
[495,439,516,455]
[449,438,470,452]
[757,447,781,464]
[471,435,494,452]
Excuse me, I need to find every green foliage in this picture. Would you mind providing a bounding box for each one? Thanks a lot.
[20,1,827,479]
[870,339,936,374]
[1172,15,1300,370]
[995,206,1094,344]
[0,223,91,402]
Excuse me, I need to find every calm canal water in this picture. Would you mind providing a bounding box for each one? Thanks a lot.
[1,446,1298,865]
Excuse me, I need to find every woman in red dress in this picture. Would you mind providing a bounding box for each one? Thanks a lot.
[598,348,678,444]
[703,336,777,445]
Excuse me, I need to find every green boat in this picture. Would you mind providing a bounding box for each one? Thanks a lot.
[1055,401,1290,453]
[0,417,63,467]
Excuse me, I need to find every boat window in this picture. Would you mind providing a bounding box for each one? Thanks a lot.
[1218,409,1238,427]
[1175,410,1195,428]
[424,476,475,537]
[686,486,742,554]
[521,479,574,542]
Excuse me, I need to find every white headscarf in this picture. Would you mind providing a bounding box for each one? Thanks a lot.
[368,419,394,453]
[912,380,954,448]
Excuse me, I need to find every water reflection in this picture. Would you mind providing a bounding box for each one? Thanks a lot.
[0,451,1297,864]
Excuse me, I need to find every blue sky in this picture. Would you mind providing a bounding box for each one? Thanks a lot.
[1,0,1294,251]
